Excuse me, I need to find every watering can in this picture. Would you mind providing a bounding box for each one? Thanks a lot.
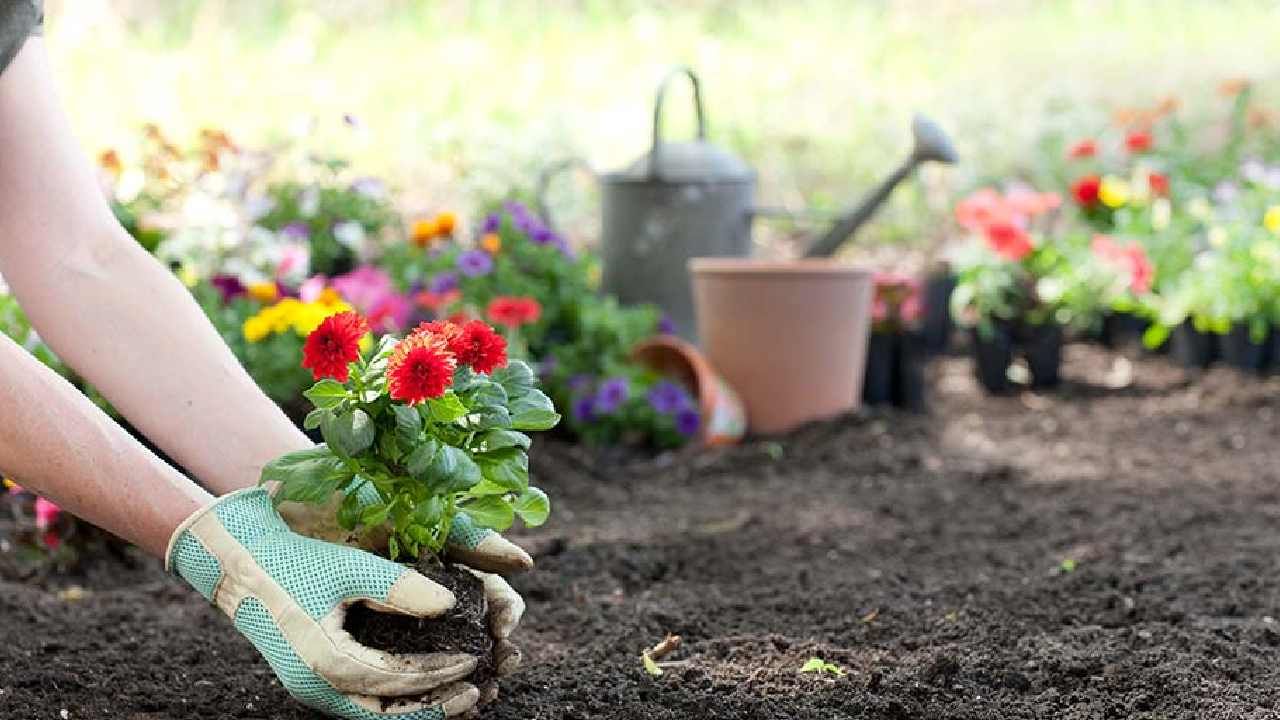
[538,66,957,342]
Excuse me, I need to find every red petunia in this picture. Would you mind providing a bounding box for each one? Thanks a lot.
[1066,139,1097,160]
[1072,175,1102,207]
[486,296,542,328]
[983,221,1033,261]
[387,332,457,405]
[301,311,368,382]
[1147,172,1170,197]
[1124,130,1152,154]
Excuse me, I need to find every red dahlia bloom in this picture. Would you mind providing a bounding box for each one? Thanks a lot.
[301,311,368,382]
[451,320,508,373]
[1124,130,1152,154]
[387,332,457,405]
[1066,139,1097,159]
[1072,175,1102,207]
[983,221,1033,261]
[1147,172,1170,197]
[487,296,542,328]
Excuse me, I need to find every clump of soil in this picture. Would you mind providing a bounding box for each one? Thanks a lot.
[344,555,495,687]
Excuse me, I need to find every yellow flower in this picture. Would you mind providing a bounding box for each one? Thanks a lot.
[1098,176,1130,209]
[317,288,346,307]
[481,232,502,254]
[1264,205,1280,234]
[247,281,279,303]
[176,264,199,288]
[358,333,373,353]
[266,298,303,333]
[242,314,271,343]
[290,303,329,335]
[2,477,17,490]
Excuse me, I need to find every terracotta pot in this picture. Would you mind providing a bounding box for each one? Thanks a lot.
[632,335,747,446]
[689,258,874,434]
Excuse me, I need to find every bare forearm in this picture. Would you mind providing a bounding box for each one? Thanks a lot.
[0,334,210,556]
[0,40,310,497]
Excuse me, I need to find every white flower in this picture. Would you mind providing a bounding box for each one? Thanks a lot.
[115,168,146,204]
[1151,198,1172,230]
[299,186,320,217]
[333,221,365,250]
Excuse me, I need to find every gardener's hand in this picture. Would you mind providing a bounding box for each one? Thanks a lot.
[168,488,481,719]
[279,491,532,686]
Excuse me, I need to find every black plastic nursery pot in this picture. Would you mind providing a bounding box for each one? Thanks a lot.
[921,272,957,356]
[1221,323,1271,372]
[1099,311,1149,352]
[971,324,1014,394]
[1171,322,1219,369]
[1019,322,1063,389]
[862,331,928,412]
[863,332,897,406]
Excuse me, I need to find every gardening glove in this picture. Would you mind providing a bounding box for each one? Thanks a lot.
[279,488,530,681]
[167,487,481,720]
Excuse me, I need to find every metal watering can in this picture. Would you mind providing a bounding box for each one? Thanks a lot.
[539,66,957,341]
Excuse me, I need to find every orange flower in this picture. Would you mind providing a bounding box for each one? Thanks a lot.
[98,149,122,175]
[480,232,502,254]
[1066,139,1097,160]
[1219,78,1252,97]
[435,211,457,236]
[410,219,440,248]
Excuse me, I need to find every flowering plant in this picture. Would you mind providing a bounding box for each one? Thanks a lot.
[383,200,698,447]
[948,186,1072,333]
[870,272,923,334]
[263,312,556,559]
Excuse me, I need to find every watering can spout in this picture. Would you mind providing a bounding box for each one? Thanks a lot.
[804,114,957,259]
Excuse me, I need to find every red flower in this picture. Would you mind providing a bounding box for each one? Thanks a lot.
[1125,130,1152,154]
[1147,172,1170,197]
[411,320,508,374]
[1092,234,1154,294]
[983,221,1033,261]
[414,289,461,311]
[1067,139,1097,159]
[486,296,542,328]
[387,332,457,405]
[301,311,368,382]
[1072,175,1102,207]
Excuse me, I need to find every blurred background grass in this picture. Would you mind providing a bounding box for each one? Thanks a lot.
[44,0,1280,260]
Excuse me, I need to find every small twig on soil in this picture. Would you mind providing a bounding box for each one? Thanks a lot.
[647,633,683,661]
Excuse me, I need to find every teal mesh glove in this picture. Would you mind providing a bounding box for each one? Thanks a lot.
[166,488,481,719]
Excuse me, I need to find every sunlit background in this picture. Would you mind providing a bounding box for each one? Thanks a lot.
[44,0,1280,260]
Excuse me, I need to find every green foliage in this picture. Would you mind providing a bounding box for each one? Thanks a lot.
[257,174,400,277]
[799,658,846,677]
[261,342,557,560]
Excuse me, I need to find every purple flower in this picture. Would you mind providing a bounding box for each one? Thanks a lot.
[647,380,691,415]
[457,250,494,277]
[675,409,701,437]
[572,395,596,423]
[210,274,246,303]
[538,355,558,378]
[350,177,386,199]
[428,272,459,294]
[481,213,501,234]
[594,377,630,415]
[657,315,677,335]
[567,374,593,393]
[332,266,395,313]
[282,222,310,242]
[531,226,555,245]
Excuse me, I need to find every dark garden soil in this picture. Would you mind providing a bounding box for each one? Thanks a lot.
[5,344,1280,718]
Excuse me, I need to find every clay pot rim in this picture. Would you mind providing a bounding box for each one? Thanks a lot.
[688,257,873,277]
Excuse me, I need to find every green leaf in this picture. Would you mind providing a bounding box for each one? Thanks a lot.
[303,408,326,431]
[514,486,550,527]
[403,438,441,477]
[429,445,483,492]
[304,379,348,410]
[406,524,433,547]
[378,431,402,462]
[337,490,362,531]
[393,404,422,445]
[475,447,529,491]
[461,496,514,532]
[260,445,345,488]
[471,405,512,431]
[360,502,391,527]
[469,381,508,410]
[492,360,536,397]
[427,393,469,423]
[799,658,845,677]
[321,409,376,457]
[642,652,663,677]
[509,389,561,431]
[465,478,511,497]
[477,429,532,452]
[388,535,401,561]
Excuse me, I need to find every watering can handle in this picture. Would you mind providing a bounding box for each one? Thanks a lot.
[534,157,592,230]
[650,66,707,180]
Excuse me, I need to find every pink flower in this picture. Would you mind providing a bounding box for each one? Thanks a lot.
[276,243,310,282]
[332,266,413,332]
[299,275,328,303]
[34,497,61,530]
[1092,234,1154,294]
